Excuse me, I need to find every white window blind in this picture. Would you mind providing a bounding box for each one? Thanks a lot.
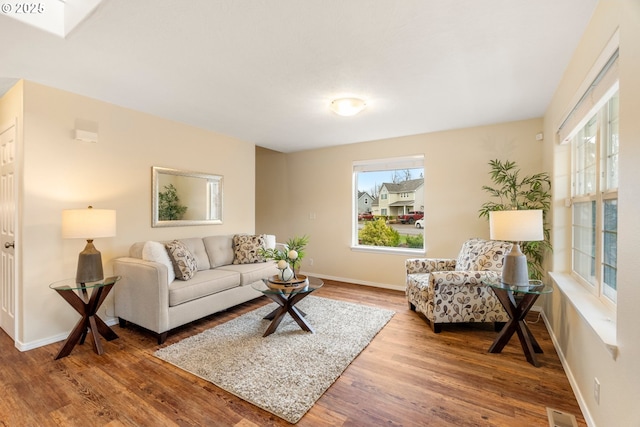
[558,49,619,143]
[353,155,424,172]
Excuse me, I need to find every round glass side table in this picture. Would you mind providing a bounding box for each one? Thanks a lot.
[49,276,120,359]
[483,278,553,367]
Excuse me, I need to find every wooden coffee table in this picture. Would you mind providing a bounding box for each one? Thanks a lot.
[252,276,323,336]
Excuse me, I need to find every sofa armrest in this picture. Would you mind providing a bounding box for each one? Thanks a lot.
[406,258,457,274]
[112,257,171,334]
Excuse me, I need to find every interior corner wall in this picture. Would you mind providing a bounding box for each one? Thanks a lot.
[18,81,257,349]
[256,118,543,289]
[255,146,290,240]
[542,1,640,425]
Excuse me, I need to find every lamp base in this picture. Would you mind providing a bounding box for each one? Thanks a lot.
[501,243,530,287]
[76,239,104,284]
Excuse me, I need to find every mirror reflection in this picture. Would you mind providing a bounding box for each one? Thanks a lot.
[152,167,223,227]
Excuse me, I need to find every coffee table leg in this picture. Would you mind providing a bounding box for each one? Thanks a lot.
[263,306,288,337]
[288,306,314,333]
[265,304,307,321]
[260,289,316,336]
[263,293,286,320]
[264,306,281,320]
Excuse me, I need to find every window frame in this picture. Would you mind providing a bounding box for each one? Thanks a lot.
[352,155,425,255]
[569,89,619,309]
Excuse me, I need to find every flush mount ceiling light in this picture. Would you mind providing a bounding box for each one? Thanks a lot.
[330,97,367,116]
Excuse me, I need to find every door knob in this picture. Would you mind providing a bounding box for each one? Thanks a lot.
[4,241,14,248]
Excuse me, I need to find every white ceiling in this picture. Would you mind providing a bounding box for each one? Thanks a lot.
[0,0,597,153]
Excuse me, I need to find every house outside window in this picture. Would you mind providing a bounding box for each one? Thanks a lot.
[357,191,373,214]
[353,155,425,252]
[561,48,619,307]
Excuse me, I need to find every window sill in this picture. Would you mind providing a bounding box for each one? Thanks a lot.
[350,245,426,256]
[549,272,618,359]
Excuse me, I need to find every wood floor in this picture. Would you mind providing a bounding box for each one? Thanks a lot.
[0,280,586,426]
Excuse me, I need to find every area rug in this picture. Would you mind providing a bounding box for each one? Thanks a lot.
[154,296,394,423]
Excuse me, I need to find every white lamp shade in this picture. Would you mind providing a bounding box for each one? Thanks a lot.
[330,98,366,116]
[489,209,543,242]
[62,208,116,239]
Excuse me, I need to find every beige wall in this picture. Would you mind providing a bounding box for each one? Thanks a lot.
[543,1,640,425]
[257,118,544,289]
[1,81,258,348]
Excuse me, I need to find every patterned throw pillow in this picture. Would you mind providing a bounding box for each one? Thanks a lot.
[165,240,198,280]
[232,234,266,264]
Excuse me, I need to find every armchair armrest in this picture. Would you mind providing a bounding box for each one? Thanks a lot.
[406,258,457,275]
[429,270,501,287]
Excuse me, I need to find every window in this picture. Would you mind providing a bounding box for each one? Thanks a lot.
[569,89,618,306]
[353,156,424,252]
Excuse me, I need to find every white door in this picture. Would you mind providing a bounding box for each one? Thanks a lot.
[0,122,17,340]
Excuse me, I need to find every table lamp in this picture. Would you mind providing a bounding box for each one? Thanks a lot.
[62,206,116,284]
[489,209,543,287]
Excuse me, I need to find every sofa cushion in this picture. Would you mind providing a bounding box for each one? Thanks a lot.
[166,240,198,280]
[142,241,176,283]
[178,237,211,271]
[168,269,240,306]
[217,261,279,286]
[203,235,235,267]
[455,238,511,272]
[232,234,266,264]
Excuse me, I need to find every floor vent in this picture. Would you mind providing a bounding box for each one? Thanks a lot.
[547,407,579,427]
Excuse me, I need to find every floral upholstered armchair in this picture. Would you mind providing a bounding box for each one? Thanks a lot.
[405,238,511,333]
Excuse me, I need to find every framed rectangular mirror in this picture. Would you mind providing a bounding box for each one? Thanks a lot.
[152,166,223,227]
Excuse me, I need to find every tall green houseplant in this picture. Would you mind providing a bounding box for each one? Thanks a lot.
[478,159,552,280]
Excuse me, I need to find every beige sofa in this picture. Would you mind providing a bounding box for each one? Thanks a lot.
[113,234,279,343]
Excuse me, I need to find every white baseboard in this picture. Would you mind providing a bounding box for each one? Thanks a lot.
[541,311,596,427]
[299,270,405,292]
[15,317,119,352]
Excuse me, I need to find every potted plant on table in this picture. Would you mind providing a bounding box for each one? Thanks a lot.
[260,235,309,282]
